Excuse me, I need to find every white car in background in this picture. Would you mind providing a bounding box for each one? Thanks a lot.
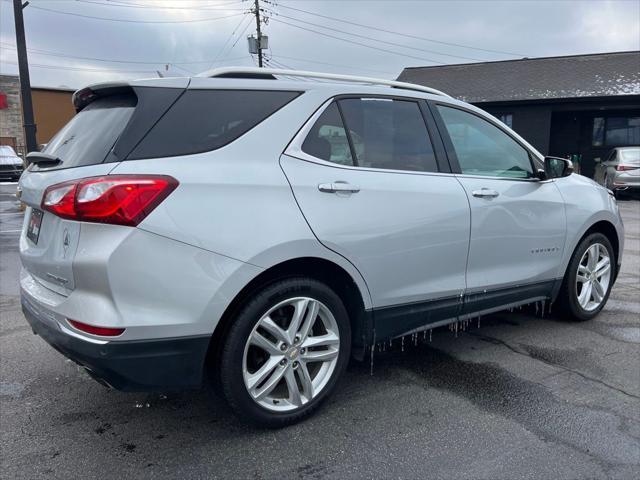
[0,145,24,182]
[595,146,640,197]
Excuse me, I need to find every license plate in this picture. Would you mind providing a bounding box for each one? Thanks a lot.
[27,208,43,244]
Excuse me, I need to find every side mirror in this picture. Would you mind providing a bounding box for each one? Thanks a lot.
[544,156,574,179]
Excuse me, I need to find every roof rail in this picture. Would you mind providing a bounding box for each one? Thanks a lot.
[197,66,451,97]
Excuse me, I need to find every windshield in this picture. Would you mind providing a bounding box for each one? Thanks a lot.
[39,94,136,170]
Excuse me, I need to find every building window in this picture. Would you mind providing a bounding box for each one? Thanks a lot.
[592,117,605,146]
[495,113,513,129]
[592,116,640,147]
[607,117,640,145]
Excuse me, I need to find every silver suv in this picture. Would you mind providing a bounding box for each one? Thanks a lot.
[19,68,624,427]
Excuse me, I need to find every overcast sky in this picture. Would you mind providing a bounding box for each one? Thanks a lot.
[0,0,638,89]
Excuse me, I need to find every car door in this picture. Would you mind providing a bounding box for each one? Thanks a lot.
[431,103,567,314]
[281,96,471,339]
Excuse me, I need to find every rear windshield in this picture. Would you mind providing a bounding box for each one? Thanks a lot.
[619,148,640,163]
[127,89,300,159]
[39,94,136,170]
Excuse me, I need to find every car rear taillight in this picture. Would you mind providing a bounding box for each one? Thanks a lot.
[616,164,638,171]
[42,175,178,226]
[68,319,125,337]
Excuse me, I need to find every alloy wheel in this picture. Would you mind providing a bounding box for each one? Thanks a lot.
[575,243,611,312]
[242,297,340,412]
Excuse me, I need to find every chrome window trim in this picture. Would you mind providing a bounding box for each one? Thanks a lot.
[453,173,552,183]
[287,153,457,179]
[285,96,552,183]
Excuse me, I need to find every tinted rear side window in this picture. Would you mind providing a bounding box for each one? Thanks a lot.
[40,94,136,170]
[128,89,300,159]
[338,98,438,172]
[301,102,354,166]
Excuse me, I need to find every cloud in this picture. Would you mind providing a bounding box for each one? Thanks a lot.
[0,0,638,88]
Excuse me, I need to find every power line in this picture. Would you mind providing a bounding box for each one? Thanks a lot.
[1,59,157,74]
[266,57,292,69]
[266,11,486,62]
[171,64,197,75]
[26,5,247,24]
[270,54,397,76]
[274,2,528,58]
[271,18,443,64]
[75,0,248,10]
[0,42,246,66]
[205,14,252,70]
[220,15,254,61]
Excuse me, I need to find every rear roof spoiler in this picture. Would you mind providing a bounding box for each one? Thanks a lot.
[72,82,132,112]
[72,78,191,112]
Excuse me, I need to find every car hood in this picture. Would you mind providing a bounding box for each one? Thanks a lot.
[0,156,23,166]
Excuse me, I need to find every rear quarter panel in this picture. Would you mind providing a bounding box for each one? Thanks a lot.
[108,89,373,313]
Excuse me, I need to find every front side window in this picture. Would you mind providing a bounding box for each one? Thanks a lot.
[437,105,534,179]
[338,98,438,172]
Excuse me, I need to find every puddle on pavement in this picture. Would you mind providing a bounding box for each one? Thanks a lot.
[354,341,640,468]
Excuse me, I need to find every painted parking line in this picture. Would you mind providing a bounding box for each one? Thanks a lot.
[0,229,22,233]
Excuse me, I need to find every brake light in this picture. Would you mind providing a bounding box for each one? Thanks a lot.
[42,175,178,226]
[616,164,638,171]
[68,319,125,337]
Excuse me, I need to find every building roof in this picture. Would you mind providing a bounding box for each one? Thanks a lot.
[397,51,640,103]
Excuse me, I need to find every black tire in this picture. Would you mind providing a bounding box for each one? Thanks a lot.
[219,277,351,428]
[557,232,615,321]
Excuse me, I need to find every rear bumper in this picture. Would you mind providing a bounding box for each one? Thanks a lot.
[22,295,210,392]
[612,174,640,190]
[613,184,640,191]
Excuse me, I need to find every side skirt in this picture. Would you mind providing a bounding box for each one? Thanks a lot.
[370,280,557,343]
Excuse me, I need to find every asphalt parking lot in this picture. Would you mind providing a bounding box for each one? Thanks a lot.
[1,182,639,480]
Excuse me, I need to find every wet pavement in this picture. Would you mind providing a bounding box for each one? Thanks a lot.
[1,182,639,479]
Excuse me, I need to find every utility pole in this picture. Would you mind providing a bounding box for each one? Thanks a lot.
[253,0,263,67]
[12,0,38,154]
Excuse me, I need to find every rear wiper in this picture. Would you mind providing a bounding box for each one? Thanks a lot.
[26,152,62,168]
